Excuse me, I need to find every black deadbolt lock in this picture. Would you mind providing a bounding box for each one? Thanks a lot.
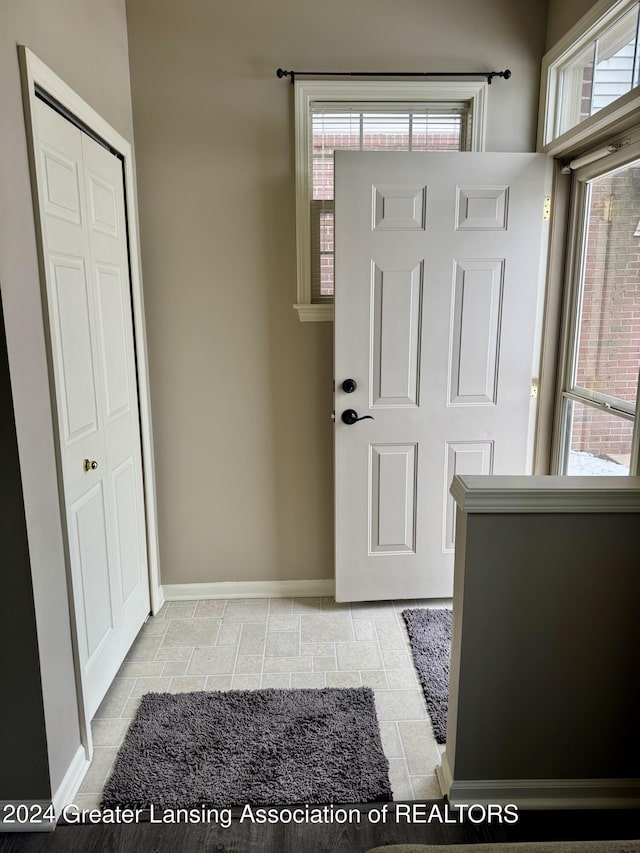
[342,378,357,393]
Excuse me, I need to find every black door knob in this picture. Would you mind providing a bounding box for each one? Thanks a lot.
[341,409,375,425]
[342,378,357,393]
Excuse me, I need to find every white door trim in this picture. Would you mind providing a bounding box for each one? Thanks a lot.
[18,47,163,755]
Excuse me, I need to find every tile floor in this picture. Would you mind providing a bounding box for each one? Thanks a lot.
[74,596,450,809]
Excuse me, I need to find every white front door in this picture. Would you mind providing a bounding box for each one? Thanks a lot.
[33,99,150,717]
[334,151,551,602]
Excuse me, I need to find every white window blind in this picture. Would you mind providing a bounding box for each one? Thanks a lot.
[310,103,471,303]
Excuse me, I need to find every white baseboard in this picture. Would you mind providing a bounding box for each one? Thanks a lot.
[51,744,90,819]
[435,752,453,798]
[151,582,166,615]
[446,776,640,809]
[0,801,55,833]
[162,579,335,601]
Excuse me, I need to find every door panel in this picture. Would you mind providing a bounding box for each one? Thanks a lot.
[70,482,114,660]
[372,264,422,406]
[95,263,132,419]
[370,444,417,554]
[335,151,551,601]
[49,256,99,442]
[449,259,504,405]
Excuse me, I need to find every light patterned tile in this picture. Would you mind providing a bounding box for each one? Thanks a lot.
[301,642,335,657]
[359,670,388,689]
[267,615,300,632]
[238,623,266,655]
[374,690,427,721]
[78,748,118,793]
[194,600,225,618]
[205,675,233,691]
[139,617,170,637]
[387,758,413,801]
[382,649,413,670]
[291,673,326,689]
[378,722,404,759]
[188,646,237,676]
[235,655,263,674]
[350,603,395,619]
[216,623,242,646]
[263,657,312,674]
[94,678,135,718]
[410,774,442,800]
[336,642,383,671]
[155,646,194,662]
[261,674,291,689]
[397,721,441,774]
[300,614,354,643]
[162,660,189,677]
[163,602,197,618]
[91,718,131,748]
[117,659,165,679]
[312,656,336,672]
[121,697,142,718]
[161,618,220,647]
[325,671,362,688]
[265,632,300,658]
[223,602,269,623]
[125,636,163,662]
[386,669,419,689]
[130,676,172,698]
[268,598,294,615]
[232,674,261,690]
[169,676,206,693]
[375,620,407,650]
[353,620,376,641]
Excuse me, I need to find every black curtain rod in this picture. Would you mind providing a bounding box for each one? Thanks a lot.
[276,68,511,85]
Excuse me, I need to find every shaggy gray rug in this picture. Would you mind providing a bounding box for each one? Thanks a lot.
[402,608,452,744]
[102,686,392,808]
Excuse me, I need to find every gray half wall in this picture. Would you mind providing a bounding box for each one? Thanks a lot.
[452,511,640,782]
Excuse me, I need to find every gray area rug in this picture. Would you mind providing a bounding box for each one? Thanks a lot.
[366,842,640,853]
[402,608,452,744]
[102,686,392,808]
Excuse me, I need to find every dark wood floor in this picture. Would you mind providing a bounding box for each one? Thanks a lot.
[1,804,639,852]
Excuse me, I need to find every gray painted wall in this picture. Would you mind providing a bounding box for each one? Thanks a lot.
[0,295,50,801]
[125,0,551,586]
[448,510,640,782]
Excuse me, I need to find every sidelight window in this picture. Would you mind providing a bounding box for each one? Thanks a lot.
[556,155,640,475]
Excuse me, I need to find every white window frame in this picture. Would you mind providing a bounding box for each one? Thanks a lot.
[538,0,640,154]
[552,136,640,476]
[293,79,488,322]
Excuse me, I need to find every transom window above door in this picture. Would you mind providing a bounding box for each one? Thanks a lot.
[539,0,640,152]
[293,80,488,321]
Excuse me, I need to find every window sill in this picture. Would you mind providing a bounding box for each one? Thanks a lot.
[294,303,334,322]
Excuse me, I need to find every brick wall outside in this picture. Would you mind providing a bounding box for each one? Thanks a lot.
[570,167,640,459]
[312,131,460,294]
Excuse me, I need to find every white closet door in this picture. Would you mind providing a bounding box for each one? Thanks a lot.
[34,98,150,717]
